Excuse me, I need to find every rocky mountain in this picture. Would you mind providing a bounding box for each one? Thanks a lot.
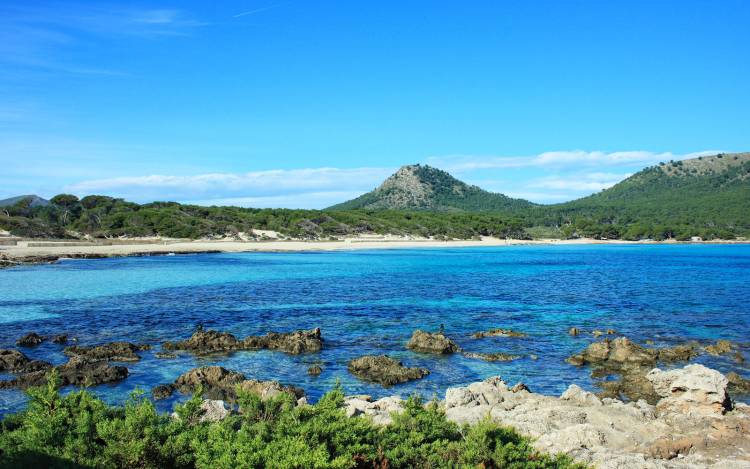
[327,164,534,211]
[0,195,49,208]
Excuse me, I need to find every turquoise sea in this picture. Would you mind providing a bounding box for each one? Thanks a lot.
[1,244,749,414]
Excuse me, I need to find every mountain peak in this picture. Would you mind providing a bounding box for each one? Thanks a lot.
[328,164,533,212]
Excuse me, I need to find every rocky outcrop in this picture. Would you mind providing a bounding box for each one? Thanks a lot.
[704,339,737,356]
[647,364,732,416]
[64,342,150,362]
[462,352,520,362]
[244,328,323,354]
[163,328,323,355]
[348,355,429,385]
[406,330,459,354]
[166,366,304,402]
[434,366,750,468]
[0,349,38,372]
[16,332,45,347]
[0,356,128,389]
[470,328,527,339]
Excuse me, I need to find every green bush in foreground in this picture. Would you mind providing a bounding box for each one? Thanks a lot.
[0,375,584,469]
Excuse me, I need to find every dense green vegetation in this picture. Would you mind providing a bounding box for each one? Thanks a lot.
[0,194,529,240]
[0,375,582,469]
[1,153,748,241]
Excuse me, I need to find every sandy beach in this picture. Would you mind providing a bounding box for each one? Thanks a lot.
[1,236,747,266]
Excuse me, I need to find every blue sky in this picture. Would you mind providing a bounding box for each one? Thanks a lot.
[1,1,748,207]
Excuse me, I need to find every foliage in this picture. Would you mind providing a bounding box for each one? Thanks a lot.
[0,377,584,469]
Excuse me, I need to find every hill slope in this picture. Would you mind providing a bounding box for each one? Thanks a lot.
[545,152,750,238]
[328,164,534,211]
[0,195,49,208]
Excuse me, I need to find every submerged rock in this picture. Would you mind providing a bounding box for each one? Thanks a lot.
[462,352,520,362]
[307,365,322,376]
[51,334,68,345]
[704,339,736,356]
[348,355,429,386]
[163,328,323,355]
[406,330,459,354]
[471,328,527,339]
[155,351,177,359]
[64,341,150,362]
[16,332,45,347]
[152,384,176,400]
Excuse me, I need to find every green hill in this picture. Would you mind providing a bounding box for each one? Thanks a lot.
[539,152,750,239]
[328,164,534,212]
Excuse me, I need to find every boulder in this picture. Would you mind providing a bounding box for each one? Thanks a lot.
[348,355,429,385]
[471,328,527,339]
[568,327,580,336]
[16,332,45,347]
[560,384,603,406]
[198,399,231,423]
[244,328,323,354]
[462,352,520,362]
[64,341,150,362]
[646,364,732,416]
[173,366,304,402]
[406,330,459,354]
[726,372,750,394]
[152,384,176,400]
[307,365,322,376]
[344,395,404,425]
[0,349,33,371]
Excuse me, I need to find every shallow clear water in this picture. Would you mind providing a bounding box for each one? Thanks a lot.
[1,244,749,415]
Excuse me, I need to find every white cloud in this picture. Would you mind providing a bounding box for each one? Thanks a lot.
[527,172,631,191]
[427,150,722,172]
[65,167,394,205]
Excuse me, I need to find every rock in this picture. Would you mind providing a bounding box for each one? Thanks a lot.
[592,330,604,337]
[646,364,732,416]
[471,328,527,339]
[155,351,177,359]
[307,365,322,376]
[344,395,404,425]
[406,330,459,354]
[656,343,699,362]
[647,436,705,460]
[55,357,129,387]
[244,328,323,354]
[595,369,660,404]
[173,366,304,402]
[64,342,150,362]
[17,332,45,347]
[164,328,323,355]
[704,340,735,356]
[51,335,68,344]
[0,349,33,371]
[734,352,745,364]
[152,384,176,400]
[511,383,530,393]
[568,327,580,336]
[198,399,231,423]
[163,330,242,353]
[348,355,429,385]
[726,372,750,394]
[529,354,538,360]
[560,384,603,406]
[605,329,617,335]
[462,352,520,362]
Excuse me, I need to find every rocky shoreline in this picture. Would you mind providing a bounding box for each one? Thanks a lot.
[2,327,750,467]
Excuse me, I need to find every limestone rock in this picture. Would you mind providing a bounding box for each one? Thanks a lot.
[646,364,731,416]
[198,399,231,423]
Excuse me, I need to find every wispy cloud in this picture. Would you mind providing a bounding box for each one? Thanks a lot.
[65,167,394,207]
[427,150,721,173]
[233,5,284,19]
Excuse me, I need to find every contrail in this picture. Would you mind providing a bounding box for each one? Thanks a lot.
[232,5,282,18]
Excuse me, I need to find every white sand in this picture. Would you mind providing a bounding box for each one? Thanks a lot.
[1,236,746,263]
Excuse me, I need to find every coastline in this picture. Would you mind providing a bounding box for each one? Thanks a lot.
[1,236,749,267]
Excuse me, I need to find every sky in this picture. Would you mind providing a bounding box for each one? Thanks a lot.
[1,1,748,208]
